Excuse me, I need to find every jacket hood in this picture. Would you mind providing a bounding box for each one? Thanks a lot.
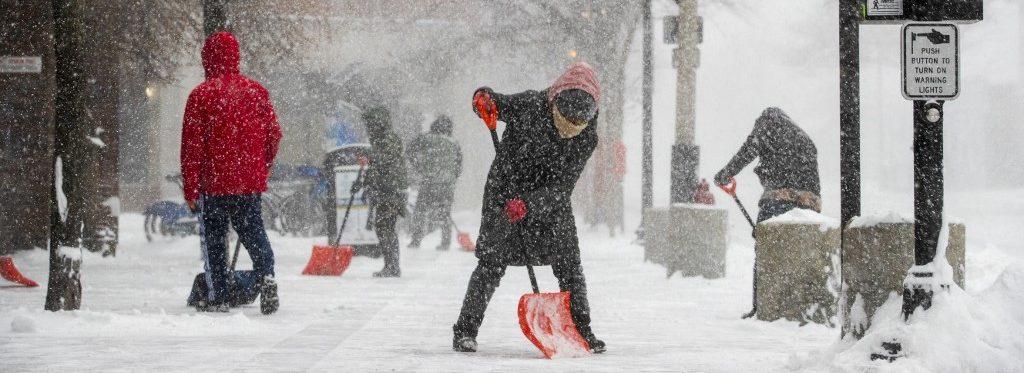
[757,107,793,127]
[362,106,392,138]
[547,61,601,105]
[202,32,241,79]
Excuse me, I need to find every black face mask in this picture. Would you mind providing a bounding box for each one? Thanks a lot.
[553,89,597,123]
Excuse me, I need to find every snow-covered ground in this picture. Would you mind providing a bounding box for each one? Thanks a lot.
[2,210,1021,372]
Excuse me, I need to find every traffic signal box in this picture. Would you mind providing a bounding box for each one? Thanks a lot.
[861,0,982,24]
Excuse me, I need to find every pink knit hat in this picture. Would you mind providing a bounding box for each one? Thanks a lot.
[547,62,601,105]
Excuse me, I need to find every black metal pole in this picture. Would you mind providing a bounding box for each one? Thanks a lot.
[641,0,654,213]
[839,0,861,228]
[902,100,944,318]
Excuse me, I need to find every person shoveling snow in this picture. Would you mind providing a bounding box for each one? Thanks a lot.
[714,107,822,319]
[452,62,605,356]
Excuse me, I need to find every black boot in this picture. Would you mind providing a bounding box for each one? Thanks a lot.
[582,333,606,354]
[260,276,279,315]
[373,266,401,278]
[453,333,477,352]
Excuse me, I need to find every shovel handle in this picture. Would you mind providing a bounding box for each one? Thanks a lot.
[331,162,366,247]
[481,117,539,293]
[718,177,756,229]
[717,177,738,197]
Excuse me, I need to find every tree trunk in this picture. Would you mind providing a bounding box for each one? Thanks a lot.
[46,0,88,311]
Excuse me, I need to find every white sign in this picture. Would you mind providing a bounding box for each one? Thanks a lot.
[902,24,959,100]
[0,56,42,73]
[867,0,903,17]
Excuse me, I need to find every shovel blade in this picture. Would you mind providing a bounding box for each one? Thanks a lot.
[457,232,476,252]
[302,245,354,276]
[517,292,591,359]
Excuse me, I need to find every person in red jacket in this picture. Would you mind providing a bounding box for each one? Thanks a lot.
[180,31,282,314]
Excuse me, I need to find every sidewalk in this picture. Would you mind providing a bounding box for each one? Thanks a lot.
[0,214,834,372]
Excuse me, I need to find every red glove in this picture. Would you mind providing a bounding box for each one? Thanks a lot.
[473,88,499,131]
[505,198,527,223]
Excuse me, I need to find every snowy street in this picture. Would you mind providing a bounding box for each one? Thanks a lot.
[2,214,837,372]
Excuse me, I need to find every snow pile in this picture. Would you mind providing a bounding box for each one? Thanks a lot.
[761,208,839,232]
[792,262,1024,372]
[847,212,913,229]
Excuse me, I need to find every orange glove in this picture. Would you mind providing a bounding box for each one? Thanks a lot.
[473,88,499,131]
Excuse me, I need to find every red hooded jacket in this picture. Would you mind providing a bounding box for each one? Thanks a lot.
[180,32,282,202]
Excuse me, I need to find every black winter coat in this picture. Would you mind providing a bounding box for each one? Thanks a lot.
[475,89,598,266]
[716,107,820,196]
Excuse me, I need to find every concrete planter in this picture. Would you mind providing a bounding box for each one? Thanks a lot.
[643,204,728,279]
[753,210,840,326]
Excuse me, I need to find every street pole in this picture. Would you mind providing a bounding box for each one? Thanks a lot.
[670,0,700,204]
[839,0,861,229]
[903,100,944,316]
[641,0,654,218]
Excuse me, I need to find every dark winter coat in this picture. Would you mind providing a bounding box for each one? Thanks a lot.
[476,89,598,267]
[181,32,282,202]
[406,129,462,188]
[716,107,820,196]
[362,107,408,216]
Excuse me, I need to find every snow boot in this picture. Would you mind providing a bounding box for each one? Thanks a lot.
[453,336,477,352]
[586,337,606,354]
[373,266,401,278]
[0,257,39,287]
[582,333,606,354]
[260,276,279,315]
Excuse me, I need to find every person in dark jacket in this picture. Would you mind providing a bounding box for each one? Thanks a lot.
[181,31,282,314]
[452,62,606,354]
[713,107,820,319]
[714,107,821,223]
[353,107,408,277]
[406,115,463,250]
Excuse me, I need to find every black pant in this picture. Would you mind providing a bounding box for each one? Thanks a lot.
[410,184,454,248]
[199,194,275,305]
[374,205,400,270]
[453,257,593,339]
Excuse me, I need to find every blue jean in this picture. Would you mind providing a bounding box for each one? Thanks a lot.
[199,194,275,304]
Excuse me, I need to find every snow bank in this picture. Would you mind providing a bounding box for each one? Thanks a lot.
[847,212,913,228]
[791,262,1024,372]
[761,208,839,232]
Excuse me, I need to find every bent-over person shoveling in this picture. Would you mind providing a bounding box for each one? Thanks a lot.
[714,107,822,320]
[452,62,605,357]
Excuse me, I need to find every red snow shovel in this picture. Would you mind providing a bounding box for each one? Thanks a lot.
[302,158,366,276]
[449,216,476,252]
[0,256,39,287]
[475,91,590,358]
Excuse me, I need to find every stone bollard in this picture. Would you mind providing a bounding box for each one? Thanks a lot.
[754,209,840,326]
[643,204,728,279]
[841,213,966,339]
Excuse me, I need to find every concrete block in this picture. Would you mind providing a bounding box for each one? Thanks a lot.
[754,210,840,326]
[643,204,728,279]
[841,215,966,339]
